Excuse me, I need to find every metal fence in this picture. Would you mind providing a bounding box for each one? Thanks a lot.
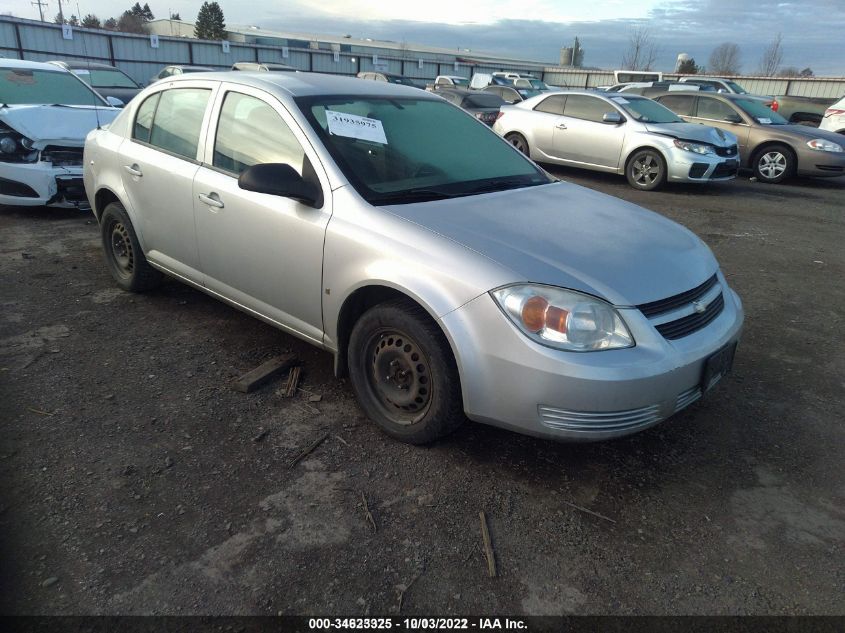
[2,15,844,98]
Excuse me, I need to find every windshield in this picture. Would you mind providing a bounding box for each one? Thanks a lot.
[298,96,550,205]
[462,93,505,108]
[612,96,682,123]
[74,68,138,89]
[725,81,747,94]
[0,68,107,105]
[528,79,548,90]
[735,98,787,124]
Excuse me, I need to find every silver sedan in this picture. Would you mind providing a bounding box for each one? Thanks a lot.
[83,72,743,444]
[493,90,740,190]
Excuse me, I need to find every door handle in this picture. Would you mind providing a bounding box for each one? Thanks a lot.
[555,122,567,130]
[198,192,225,209]
[123,164,143,177]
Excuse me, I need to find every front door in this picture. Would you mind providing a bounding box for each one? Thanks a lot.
[192,87,332,344]
[552,94,624,169]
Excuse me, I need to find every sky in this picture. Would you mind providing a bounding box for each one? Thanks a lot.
[5,0,845,75]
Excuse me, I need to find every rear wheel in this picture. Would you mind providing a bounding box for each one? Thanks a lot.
[348,299,464,444]
[753,144,794,184]
[100,201,162,292]
[626,149,666,191]
[505,132,530,156]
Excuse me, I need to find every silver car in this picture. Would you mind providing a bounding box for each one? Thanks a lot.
[83,72,743,444]
[493,91,740,190]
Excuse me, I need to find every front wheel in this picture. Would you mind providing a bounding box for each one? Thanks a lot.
[348,299,464,444]
[626,149,666,191]
[505,132,530,156]
[753,144,794,184]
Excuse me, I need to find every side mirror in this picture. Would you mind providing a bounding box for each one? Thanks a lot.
[602,111,624,124]
[106,96,125,108]
[238,163,323,207]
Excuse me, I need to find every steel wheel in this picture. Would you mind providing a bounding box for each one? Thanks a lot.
[364,328,432,425]
[506,133,529,156]
[108,220,134,279]
[99,201,162,292]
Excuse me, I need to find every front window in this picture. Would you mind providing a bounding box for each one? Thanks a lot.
[0,67,107,106]
[297,96,550,205]
[724,81,747,94]
[735,98,787,124]
[613,96,683,123]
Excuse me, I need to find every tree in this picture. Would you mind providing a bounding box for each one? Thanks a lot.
[81,14,101,28]
[54,13,65,24]
[194,2,227,40]
[103,17,118,30]
[757,32,783,76]
[777,66,800,77]
[621,27,658,71]
[68,14,79,26]
[170,12,181,20]
[117,9,145,33]
[677,58,699,74]
[799,67,814,77]
[708,42,741,75]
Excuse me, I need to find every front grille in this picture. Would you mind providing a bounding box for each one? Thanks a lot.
[712,161,738,178]
[41,145,83,167]
[637,274,718,318]
[655,292,724,340]
[715,144,738,158]
[688,162,708,179]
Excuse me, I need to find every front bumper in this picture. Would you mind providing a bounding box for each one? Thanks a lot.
[796,149,845,178]
[0,162,88,208]
[441,273,744,441]
[665,147,738,182]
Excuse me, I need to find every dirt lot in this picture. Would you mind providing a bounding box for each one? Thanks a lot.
[1,170,843,616]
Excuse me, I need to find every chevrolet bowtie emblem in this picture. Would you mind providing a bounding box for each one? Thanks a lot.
[693,300,707,314]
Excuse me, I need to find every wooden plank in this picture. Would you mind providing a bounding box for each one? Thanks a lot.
[231,354,298,393]
[479,511,497,578]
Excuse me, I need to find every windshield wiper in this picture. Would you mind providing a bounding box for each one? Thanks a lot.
[371,188,463,205]
[462,178,544,195]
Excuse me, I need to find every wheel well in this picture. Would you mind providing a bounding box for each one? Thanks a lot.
[750,141,796,163]
[94,188,121,222]
[624,146,666,171]
[334,285,454,379]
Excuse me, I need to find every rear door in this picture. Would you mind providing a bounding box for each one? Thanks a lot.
[119,82,215,280]
[192,85,332,343]
[553,95,624,168]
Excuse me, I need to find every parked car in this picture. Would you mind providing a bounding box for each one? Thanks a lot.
[615,82,712,97]
[469,73,516,90]
[48,60,141,106]
[231,62,296,72]
[677,76,776,110]
[435,88,506,125]
[484,84,542,104]
[83,72,743,443]
[356,71,418,87]
[149,65,214,84]
[819,96,845,134]
[0,59,119,208]
[493,91,739,190]
[653,91,845,183]
[768,95,839,127]
[431,75,470,88]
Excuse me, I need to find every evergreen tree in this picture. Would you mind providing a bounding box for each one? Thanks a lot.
[117,9,145,33]
[82,14,101,28]
[104,17,118,30]
[677,58,699,74]
[194,2,227,40]
[54,13,65,24]
[68,14,79,26]
[142,3,155,21]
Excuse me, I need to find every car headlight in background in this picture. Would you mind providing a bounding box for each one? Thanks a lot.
[673,139,716,155]
[806,139,843,153]
[491,284,634,351]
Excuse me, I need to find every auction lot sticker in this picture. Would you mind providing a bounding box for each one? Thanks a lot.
[326,111,388,144]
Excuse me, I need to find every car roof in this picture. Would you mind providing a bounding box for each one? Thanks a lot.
[60,61,120,71]
[0,58,69,72]
[161,71,432,99]
[651,91,742,102]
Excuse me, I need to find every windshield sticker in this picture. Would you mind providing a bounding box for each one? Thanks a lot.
[757,117,772,124]
[611,97,630,104]
[326,111,387,144]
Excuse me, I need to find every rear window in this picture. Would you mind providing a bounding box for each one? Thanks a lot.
[657,94,696,117]
[143,88,211,159]
[462,93,505,108]
[534,95,565,115]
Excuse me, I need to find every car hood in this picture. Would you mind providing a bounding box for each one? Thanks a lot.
[383,181,718,306]
[0,104,119,149]
[775,123,845,143]
[644,122,737,146]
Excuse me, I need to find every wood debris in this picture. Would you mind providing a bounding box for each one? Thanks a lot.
[288,431,328,469]
[361,491,377,534]
[279,365,302,398]
[232,354,298,393]
[561,499,616,524]
[479,511,496,577]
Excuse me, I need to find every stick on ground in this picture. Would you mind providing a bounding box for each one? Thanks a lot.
[288,431,328,469]
[479,511,496,577]
[361,491,377,534]
[561,499,616,524]
[397,571,421,613]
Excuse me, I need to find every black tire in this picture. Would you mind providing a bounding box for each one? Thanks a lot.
[348,299,464,444]
[752,144,795,184]
[505,132,530,156]
[626,149,667,191]
[100,201,162,292]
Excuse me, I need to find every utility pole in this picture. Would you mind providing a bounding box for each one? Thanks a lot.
[57,0,66,24]
[31,0,47,21]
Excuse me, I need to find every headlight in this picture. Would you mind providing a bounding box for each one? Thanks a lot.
[673,139,716,155]
[491,284,634,352]
[0,123,38,163]
[806,138,843,153]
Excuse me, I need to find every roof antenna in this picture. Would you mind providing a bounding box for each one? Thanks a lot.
[76,0,102,129]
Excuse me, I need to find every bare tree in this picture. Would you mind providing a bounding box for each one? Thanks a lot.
[757,32,783,76]
[621,27,658,71]
[708,42,741,75]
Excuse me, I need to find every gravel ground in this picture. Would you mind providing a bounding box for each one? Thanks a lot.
[1,170,843,616]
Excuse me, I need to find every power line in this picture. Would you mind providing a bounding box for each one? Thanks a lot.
[31,0,47,22]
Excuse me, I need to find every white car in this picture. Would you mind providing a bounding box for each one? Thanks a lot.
[819,96,845,134]
[0,59,119,208]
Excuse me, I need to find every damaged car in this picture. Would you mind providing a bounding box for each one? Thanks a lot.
[0,59,119,208]
[494,91,740,190]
